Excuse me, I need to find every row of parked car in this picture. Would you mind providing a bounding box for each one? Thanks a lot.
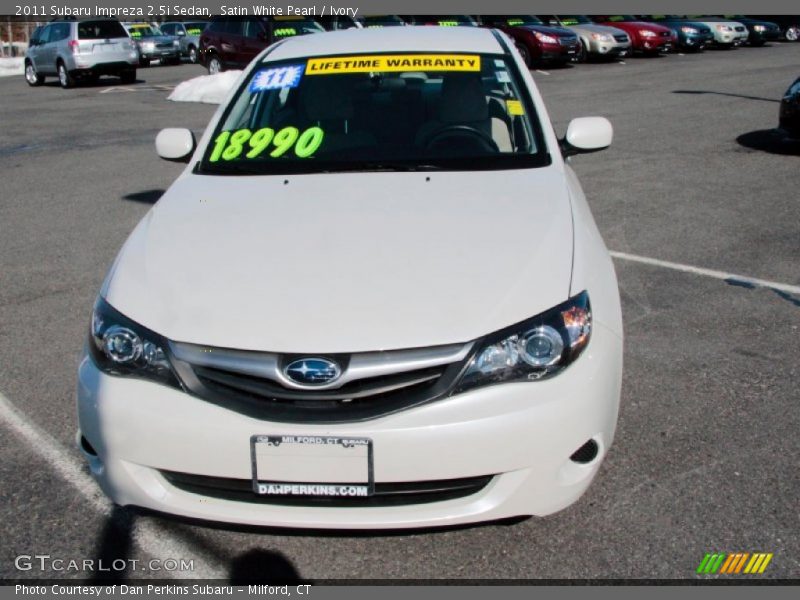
[191,14,799,74]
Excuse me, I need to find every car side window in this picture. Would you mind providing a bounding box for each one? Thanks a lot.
[161,23,174,35]
[55,23,70,41]
[38,24,53,44]
[244,18,264,39]
[226,19,244,36]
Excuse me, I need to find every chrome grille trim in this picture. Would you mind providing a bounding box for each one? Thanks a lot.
[169,340,473,391]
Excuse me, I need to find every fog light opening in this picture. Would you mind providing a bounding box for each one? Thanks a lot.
[569,439,599,464]
[80,435,98,457]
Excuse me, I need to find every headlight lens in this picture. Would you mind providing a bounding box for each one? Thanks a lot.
[591,33,612,41]
[534,32,558,44]
[173,39,180,46]
[753,25,766,32]
[143,41,155,49]
[639,29,657,37]
[89,297,181,389]
[454,291,591,394]
[717,25,732,32]
[681,26,698,34]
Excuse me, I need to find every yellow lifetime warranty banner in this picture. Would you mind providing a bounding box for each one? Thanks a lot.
[306,54,481,75]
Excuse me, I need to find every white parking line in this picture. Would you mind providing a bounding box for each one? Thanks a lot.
[610,250,800,295]
[535,69,550,75]
[0,391,226,579]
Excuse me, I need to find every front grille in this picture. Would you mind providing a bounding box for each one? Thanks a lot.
[161,470,494,507]
[614,34,629,42]
[169,341,474,423]
[156,42,174,49]
[559,36,578,45]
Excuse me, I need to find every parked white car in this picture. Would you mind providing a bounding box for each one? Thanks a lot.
[77,27,623,529]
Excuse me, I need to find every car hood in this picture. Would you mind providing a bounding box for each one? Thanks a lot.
[519,25,576,37]
[104,170,575,353]
[135,35,175,44]
[567,23,627,36]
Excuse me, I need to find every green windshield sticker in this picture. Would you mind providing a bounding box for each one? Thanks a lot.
[187,28,202,35]
[437,21,458,26]
[130,31,141,38]
[274,27,297,37]
[208,127,325,162]
[561,18,578,25]
[507,19,524,26]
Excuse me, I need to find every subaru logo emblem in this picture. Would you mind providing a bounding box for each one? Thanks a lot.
[284,358,342,385]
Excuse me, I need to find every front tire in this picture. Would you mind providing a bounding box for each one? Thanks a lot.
[207,54,222,74]
[24,61,44,86]
[515,44,532,68]
[785,25,799,42]
[57,62,75,89]
[140,57,150,68]
[188,45,198,64]
[577,40,588,63]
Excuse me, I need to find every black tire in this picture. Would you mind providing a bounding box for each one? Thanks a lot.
[57,61,75,89]
[515,44,532,68]
[577,40,588,63]
[120,69,136,84]
[207,54,223,74]
[24,60,44,86]
[140,57,150,68]
[188,45,198,64]
[784,25,799,42]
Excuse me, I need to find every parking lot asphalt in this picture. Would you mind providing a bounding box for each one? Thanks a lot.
[0,43,798,581]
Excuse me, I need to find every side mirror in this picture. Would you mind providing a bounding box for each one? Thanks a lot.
[156,128,196,163]
[560,117,613,157]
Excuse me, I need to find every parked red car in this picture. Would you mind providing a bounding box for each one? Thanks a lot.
[478,15,580,67]
[591,15,676,54]
[198,15,324,74]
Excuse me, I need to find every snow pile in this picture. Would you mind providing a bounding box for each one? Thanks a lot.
[167,70,242,104]
[0,57,25,78]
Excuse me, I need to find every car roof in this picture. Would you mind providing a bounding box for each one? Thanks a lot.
[266,27,505,61]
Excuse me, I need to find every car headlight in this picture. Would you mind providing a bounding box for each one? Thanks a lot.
[681,26,698,34]
[89,297,181,389]
[143,41,155,49]
[753,25,766,32]
[454,291,591,394]
[639,29,657,37]
[534,32,558,44]
[717,25,732,32]
[173,39,180,46]
[591,33,612,41]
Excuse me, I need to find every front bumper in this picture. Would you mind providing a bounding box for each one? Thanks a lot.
[538,42,580,63]
[138,47,180,60]
[586,39,631,57]
[678,33,714,49]
[76,322,623,529]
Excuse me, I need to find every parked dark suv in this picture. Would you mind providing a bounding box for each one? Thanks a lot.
[199,15,324,74]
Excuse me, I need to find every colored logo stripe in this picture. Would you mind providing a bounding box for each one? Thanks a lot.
[697,552,773,574]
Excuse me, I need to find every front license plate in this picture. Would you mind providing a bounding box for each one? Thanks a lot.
[251,434,374,497]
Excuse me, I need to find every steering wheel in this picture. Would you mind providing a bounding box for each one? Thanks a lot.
[424,125,500,153]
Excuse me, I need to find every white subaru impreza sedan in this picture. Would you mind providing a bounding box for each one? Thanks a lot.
[77,26,623,529]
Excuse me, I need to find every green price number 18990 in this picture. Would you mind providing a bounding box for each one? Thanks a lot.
[208,126,325,162]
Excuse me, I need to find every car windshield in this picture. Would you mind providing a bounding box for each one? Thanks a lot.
[128,25,161,38]
[502,16,544,27]
[360,15,406,27]
[271,16,325,36]
[199,52,548,175]
[605,15,640,23]
[557,16,593,25]
[185,22,208,35]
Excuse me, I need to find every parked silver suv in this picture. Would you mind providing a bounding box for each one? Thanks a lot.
[160,21,209,64]
[24,18,138,88]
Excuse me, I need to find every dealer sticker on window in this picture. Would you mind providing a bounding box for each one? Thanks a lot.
[251,435,374,497]
[249,64,305,92]
[306,54,481,75]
